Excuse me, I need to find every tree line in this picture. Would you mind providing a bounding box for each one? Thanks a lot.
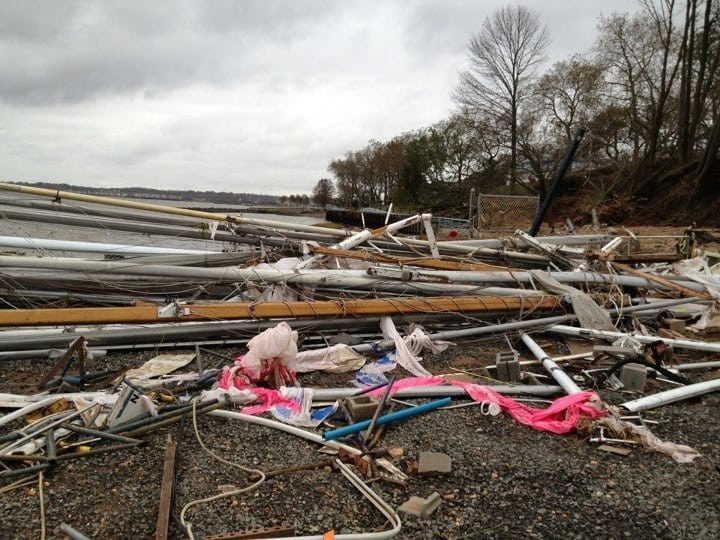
[314,1,720,213]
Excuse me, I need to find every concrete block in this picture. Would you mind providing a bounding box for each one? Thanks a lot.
[495,351,520,382]
[418,451,452,475]
[620,363,647,392]
[662,318,686,333]
[345,396,378,422]
[399,492,442,517]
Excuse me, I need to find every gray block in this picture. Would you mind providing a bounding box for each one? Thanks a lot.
[418,451,452,475]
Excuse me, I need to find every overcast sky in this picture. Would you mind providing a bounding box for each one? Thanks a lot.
[0,0,638,196]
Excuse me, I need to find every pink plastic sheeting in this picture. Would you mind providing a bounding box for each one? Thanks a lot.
[241,388,301,416]
[218,366,300,415]
[365,377,606,434]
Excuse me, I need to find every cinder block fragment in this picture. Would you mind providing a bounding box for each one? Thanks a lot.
[505,359,520,382]
[418,451,452,475]
[398,492,442,517]
[345,396,378,422]
[620,363,647,392]
[662,318,686,333]
[495,351,519,382]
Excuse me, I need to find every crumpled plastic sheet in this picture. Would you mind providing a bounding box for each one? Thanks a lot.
[287,343,366,373]
[671,256,720,299]
[200,385,301,416]
[273,387,338,427]
[530,269,615,331]
[355,353,397,386]
[380,317,432,377]
[236,321,298,382]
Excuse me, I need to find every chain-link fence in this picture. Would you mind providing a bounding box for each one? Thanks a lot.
[477,194,539,232]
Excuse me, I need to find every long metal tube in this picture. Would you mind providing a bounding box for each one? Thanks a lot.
[621,378,720,412]
[310,384,563,401]
[0,349,106,361]
[4,254,712,296]
[352,314,576,354]
[0,181,352,238]
[520,333,582,394]
[322,397,451,440]
[550,324,720,353]
[0,206,247,245]
[528,126,586,236]
[0,235,217,255]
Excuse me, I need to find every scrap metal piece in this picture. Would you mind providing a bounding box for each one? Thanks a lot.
[37,336,86,390]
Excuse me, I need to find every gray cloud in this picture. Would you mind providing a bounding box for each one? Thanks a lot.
[0,1,640,194]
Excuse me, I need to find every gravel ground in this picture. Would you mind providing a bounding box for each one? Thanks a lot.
[0,336,718,540]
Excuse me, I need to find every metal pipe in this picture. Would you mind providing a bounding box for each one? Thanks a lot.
[352,314,576,355]
[550,324,720,353]
[0,181,351,238]
[363,375,395,444]
[0,236,217,255]
[0,404,96,456]
[0,463,50,479]
[322,397,452,441]
[209,409,362,456]
[520,333,582,395]
[529,126,586,236]
[622,378,720,412]
[311,384,563,401]
[0,349,106,361]
[60,523,93,540]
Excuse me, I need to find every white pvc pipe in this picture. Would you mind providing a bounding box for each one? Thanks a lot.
[622,378,720,412]
[520,333,582,395]
[549,324,720,353]
[209,410,362,456]
[0,235,217,255]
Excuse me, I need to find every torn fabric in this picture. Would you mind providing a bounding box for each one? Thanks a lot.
[530,269,614,331]
[380,317,432,377]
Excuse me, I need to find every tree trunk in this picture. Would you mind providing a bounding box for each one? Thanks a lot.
[694,110,720,195]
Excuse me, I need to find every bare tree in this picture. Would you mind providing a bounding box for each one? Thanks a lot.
[453,5,549,194]
[312,178,335,207]
[536,55,606,144]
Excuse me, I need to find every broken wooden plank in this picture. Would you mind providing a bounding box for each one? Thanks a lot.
[155,433,177,540]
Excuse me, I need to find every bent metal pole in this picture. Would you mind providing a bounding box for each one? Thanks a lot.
[520,332,582,395]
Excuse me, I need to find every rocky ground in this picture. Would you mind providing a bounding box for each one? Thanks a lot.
[0,334,718,540]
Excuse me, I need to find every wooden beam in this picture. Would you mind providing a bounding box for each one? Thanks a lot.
[155,433,177,540]
[0,295,562,327]
[309,245,516,272]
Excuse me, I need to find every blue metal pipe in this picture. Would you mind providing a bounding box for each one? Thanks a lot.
[322,397,451,441]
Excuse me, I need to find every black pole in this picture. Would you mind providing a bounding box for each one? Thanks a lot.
[528,126,587,236]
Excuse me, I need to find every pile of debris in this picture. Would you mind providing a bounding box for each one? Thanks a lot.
[0,182,718,539]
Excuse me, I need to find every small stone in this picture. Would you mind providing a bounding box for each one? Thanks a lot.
[388,447,404,458]
[490,471,499,480]
[704,396,720,407]
[607,480,617,489]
